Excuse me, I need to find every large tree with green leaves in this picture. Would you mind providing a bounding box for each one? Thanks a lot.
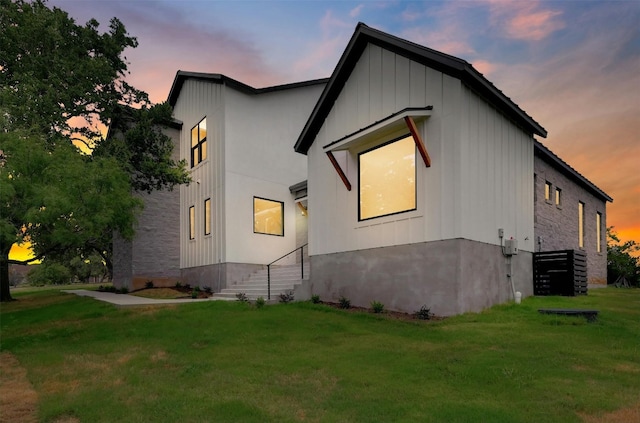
[0,0,189,301]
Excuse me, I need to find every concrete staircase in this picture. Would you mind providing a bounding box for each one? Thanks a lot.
[213,263,310,301]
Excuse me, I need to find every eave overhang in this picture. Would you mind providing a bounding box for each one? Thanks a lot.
[294,22,547,155]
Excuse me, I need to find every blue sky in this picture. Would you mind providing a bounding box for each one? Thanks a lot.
[49,0,640,244]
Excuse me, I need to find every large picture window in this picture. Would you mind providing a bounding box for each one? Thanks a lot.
[191,118,207,167]
[359,135,416,221]
[253,197,284,236]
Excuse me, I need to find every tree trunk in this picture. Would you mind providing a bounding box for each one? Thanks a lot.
[0,244,14,302]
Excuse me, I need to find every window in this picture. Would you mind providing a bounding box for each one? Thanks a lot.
[191,118,207,167]
[189,206,195,240]
[204,198,211,236]
[578,202,585,248]
[254,197,284,236]
[596,212,602,253]
[555,188,562,206]
[544,181,552,202]
[359,135,416,221]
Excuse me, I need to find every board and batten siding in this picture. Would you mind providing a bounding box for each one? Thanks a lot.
[308,44,535,256]
[223,85,323,264]
[174,79,225,269]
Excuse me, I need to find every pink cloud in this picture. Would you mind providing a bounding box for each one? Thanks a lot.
[471,60,497,76]
[486,0,565,41]
[350,4,364,18]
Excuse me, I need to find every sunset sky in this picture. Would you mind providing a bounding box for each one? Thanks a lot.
[11,0,639,261]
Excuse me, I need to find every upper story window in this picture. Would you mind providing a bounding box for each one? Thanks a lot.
[359,135,416,221]
[544,181,552,202]
[555,187,562,207]
[254,197,284,236]
[191,118,207,167]
[596,212,602,253]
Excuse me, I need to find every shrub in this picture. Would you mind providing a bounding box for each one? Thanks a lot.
[415,305,433,320]
[27,262,72,286]
[119,287,129,294]
[255,296,266,308]
[203,286,212,294]
[184,283,191,290]
[311,294,321,304]
[338,296,351,309]
[175,281,182,288]
[278,291,294,304]
[371,300,385,314]
[145,280,154,289]
[236,292,249,302]
[191,288,198,299]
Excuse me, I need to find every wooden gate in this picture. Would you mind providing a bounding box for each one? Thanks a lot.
[533,250,588,296]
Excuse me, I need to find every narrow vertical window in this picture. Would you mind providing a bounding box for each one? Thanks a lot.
[544,182,552,202]
[204,198,211,236]
[190,118,207,167]
[253,197,284,236]
[578,202,585,248]
[596,212,602,253]
[189,206,195,240]
[555,188,562,206]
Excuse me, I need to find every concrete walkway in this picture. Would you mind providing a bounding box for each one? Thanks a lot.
[64,289,234,307]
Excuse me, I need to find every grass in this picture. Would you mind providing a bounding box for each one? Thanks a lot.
[1,287,639,422]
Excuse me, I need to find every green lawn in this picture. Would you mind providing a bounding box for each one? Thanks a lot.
[1,287,639,422]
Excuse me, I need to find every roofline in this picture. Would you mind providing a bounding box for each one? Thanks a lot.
[294,22,547,154]
[167,71,329,107]
[534,140,612,203]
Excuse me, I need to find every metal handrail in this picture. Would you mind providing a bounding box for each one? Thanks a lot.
[267,243,308,300]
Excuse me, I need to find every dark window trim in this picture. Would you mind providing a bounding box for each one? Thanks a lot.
[204,198,211,236]
[357,134,417,222]
[188,205,195,240]
[253,196,285,237]
[190,117,207,168]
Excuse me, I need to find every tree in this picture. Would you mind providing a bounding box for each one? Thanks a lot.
[607,227,640,287]
[0,1,189,301]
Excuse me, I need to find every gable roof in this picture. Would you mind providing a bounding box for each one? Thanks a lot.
[167,71,328,107]
[534,140,612,203]
[295,22,547,154]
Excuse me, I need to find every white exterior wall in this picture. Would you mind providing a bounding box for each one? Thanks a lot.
[308,44,535,256]
[224,85,323,264]
[175,79,225,269]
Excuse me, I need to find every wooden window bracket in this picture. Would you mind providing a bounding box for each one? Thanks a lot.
[404,116,431,167]
[326,151,352,191]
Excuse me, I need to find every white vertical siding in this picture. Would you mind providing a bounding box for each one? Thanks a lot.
[308,44,535,256]
[175,80,225,268]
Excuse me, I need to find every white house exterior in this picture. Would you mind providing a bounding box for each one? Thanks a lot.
[294,23,547,316]
[113,23,611,315]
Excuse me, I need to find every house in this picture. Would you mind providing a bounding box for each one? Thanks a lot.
[534,141,612,286]
[113,23,611,315]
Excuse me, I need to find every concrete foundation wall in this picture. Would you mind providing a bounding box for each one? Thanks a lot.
[309,238,532,316]
[180,262,264,292]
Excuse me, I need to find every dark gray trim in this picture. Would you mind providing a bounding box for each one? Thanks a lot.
[289,180,307,194]
[535,140,612,203]
[168,71,329,107]
[294,22,547,154]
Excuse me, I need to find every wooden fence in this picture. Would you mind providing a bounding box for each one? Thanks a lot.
[533,250,588,296]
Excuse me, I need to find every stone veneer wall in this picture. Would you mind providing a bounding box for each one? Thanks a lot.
[534,156,607,285]
[309,238,533,316]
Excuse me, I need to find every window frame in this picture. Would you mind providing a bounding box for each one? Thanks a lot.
[188,205,196,240]
[578,201,585,248]
[357,134,417,222]
[204,198,211,236]
[190,117,207,168]
[253,196,285,237]
[544,181,552,202]
[555,187,562,207]
[596,212,602,253]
